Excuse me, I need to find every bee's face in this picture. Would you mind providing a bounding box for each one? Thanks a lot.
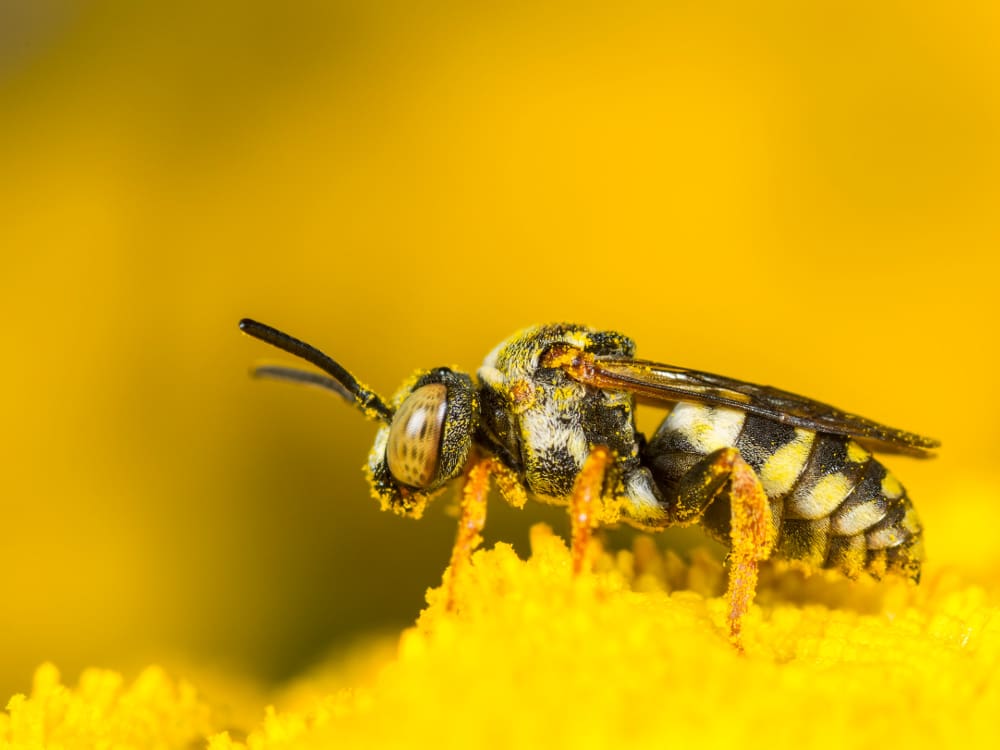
[366,368,479,517]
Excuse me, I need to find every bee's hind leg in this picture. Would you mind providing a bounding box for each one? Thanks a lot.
[569,446,613,574]
[669,448,776,648]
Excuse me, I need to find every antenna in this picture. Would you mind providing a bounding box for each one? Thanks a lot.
[239,318,393,422]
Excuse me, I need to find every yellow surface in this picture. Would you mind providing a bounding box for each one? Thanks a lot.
[3,526,998,749]
[2,0,1000,716]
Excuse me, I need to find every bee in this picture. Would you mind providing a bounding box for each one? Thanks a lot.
[239,319,938,645]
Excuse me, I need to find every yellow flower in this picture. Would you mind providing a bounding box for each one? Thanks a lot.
[0,662,213,749]
[4,525,999,749]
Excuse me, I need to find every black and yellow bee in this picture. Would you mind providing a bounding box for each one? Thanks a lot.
[240,320,937,644]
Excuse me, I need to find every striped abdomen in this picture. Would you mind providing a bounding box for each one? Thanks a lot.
[645,402,923,581]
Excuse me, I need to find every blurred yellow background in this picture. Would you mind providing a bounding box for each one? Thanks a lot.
[2,0,998,697]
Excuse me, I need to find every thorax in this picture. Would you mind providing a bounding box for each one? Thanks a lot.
[475,323,641,499]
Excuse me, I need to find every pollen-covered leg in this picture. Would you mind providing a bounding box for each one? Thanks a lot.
[492,460,529,511]
[570,446,612,574]
[669,447,775,647]
[722,452,775,646]
[445,456,493,610]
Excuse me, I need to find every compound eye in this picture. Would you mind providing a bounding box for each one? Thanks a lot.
[386,383,448,488]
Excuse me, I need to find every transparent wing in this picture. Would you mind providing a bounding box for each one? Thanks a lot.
[550,349,939,454]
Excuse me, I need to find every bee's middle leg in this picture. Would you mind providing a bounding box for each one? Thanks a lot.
[669,447,775,647]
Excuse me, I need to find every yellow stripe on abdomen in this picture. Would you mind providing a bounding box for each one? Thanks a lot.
[660,402,746,454]
[788,472,854,520]
[759,429,815,498]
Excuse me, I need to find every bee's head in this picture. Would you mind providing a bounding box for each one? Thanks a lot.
[239,319,478,518]
[367,368,478,517]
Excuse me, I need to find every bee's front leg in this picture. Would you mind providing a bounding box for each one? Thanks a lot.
[445,456,494,610]
[569,446,613,574]
[670,448,776,648]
